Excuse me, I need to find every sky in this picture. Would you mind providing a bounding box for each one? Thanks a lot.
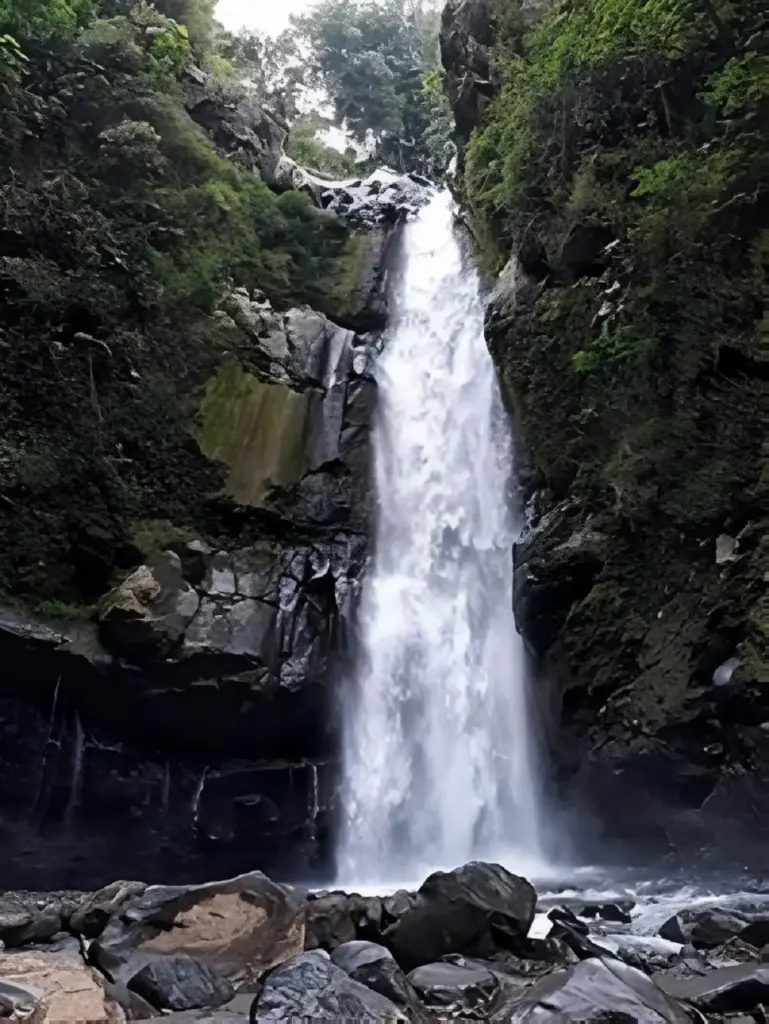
[215,0,315,35]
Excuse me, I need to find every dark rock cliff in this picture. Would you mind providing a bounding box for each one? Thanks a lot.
[0,294,376,887]
[442,0,769,866]
[0,2,430,887]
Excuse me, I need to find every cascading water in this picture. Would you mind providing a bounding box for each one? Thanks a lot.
[339,189,546,885]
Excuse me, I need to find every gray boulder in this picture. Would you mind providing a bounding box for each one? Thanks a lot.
[658,962,769,1015]
[0,896,62,949]
[254,950,407,1019]
[408,960,500,1015]
[126,954,235,1012]
[70,881,148,940]
[332,941,427,1018]
[659,908,753,948]
[384,861,537,971]
[98,554,199,657]
[507,956,692,1022]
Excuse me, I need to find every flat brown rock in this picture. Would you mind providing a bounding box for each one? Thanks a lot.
[0,950,125,1022]
[91,872,304,1011]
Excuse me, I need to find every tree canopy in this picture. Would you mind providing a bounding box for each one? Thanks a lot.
[290,0,452,174]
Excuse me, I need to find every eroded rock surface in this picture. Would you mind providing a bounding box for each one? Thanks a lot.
[0,289,378,888]
[0,949,127,1023]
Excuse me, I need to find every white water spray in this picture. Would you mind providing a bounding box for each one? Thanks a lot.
[339,191,545,885]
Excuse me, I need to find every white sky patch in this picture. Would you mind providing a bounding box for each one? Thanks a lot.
[215,0,316,35]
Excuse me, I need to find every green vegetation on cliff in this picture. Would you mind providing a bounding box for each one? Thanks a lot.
[464,0,768,700]
[0,0,354,604]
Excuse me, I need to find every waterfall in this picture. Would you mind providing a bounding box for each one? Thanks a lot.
[338,190,545,885]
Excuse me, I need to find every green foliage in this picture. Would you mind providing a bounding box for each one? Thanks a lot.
[217,27,302,115]
[286,113,360,177]
[0,31,26,89]
[291,0,451,174]
[706,51,769,116]
[630,149,733,200]
[0,0,93,36]
[0,0,359,604]
[34,598,97,621]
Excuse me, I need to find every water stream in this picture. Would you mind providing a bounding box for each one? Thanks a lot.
[338,191,546,886]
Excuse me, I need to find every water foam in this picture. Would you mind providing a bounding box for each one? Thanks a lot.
[338,191,546,884]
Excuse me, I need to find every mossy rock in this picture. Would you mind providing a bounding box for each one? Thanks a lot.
[199,359,310,507]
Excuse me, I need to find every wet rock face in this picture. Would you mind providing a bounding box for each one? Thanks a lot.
[317,171,434,331]
[0,292,377,889]
[483,251,769,870]
[0,671,338,888]
[440,0,496,143]
[183,68,320,202]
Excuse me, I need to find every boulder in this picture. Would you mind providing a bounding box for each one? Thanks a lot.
[253,950,408,1019]
[0,898,62,949]
[304,893,357,951]
[70,881,148,940]
[506,956,692,1022]
[0,979,44,1022]
[738,917,769,949]
[659,907,752,948]
[577,901,634,924]
[98,555,199,657]
[407,960,500,1015]
[91,872,303,1009]
[657,963,769,1014]
[383,862,536,971]
[331,941,426,1018]
[305,893,385,951]
[126,953,235,1012]
[0,949,126,1022]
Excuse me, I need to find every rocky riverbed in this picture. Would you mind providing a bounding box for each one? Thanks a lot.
[2,861,769,1020]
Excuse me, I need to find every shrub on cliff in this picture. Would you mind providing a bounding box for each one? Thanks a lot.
[461,0,768,702]
[0,0,352,603]
[466,0,767,520]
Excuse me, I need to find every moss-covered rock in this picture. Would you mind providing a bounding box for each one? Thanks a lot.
[200,362,309,505]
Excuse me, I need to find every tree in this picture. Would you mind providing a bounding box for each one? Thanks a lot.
[291,0,452,175]
[217,26,302,116]
[0,0,93,36]
[285,112,360,177]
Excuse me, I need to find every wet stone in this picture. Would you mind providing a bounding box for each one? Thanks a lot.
[407,960,500,1013]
